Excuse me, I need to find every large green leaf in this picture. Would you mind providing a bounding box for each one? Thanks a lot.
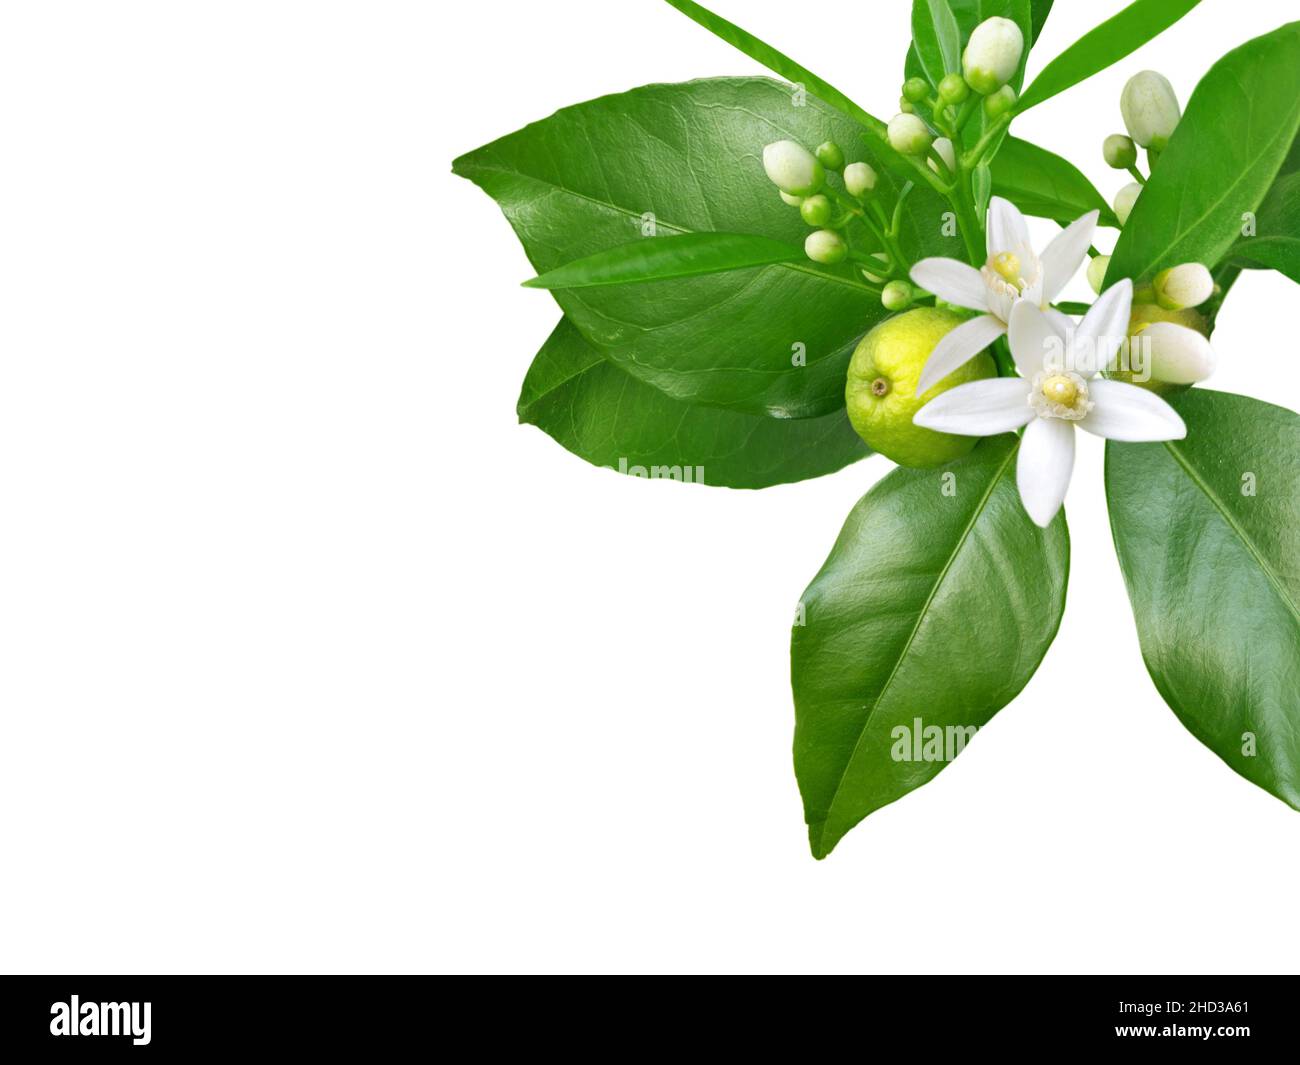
[1107,22,1300,286]
[523,232,804,290]
[1016,0,1203,114]
[990,136,1119,227]
[518,319,869,489]
[1230,171,1300,283]
[1106,390,1300,810]
[454,77,889,418]
[792,435,1070,858]
[912,0,963,89]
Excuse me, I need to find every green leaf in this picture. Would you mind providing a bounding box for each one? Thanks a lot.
[1029,0,1054,43]
[1106,390,1300,810]
[912,0,963,89]
[454,77,889,418]
[792,435,1070,858]
[518,320,869,489]
[1230,171,1300,283]
[1106,22,1300,286]
[1016,0,1204,114]
[523,232,804,290]
[990,136,1119,227]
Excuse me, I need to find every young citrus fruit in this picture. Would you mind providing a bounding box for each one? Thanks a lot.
[845,308,996,467]
[1106,303,1210,394]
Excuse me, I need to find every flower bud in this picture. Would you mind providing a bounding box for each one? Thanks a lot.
[815,140,845,171]
[963,17,1024,95]
[899,96,916,114]
[1087,255,1111,295]
[1103,134,1137,170]
[805,229,848,265]
[763,139,825,197]
[938,73,970,105]
[1113,182,1142,226]
[779,190,804,207]
[888,113,933,156]
[1139,322,1216,384]
[1120,71,1180,151]
[799,194,833,228]
[928,137,957,176]
[860,252,890,284]
[881,281,914,311]
[844,161,878,199]
[903,77,930,104]
[983,85,1017,119]
[1153,263,1214,310]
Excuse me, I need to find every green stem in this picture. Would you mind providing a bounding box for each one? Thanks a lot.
[960,115,1012,170]
[1127,165,1147,186]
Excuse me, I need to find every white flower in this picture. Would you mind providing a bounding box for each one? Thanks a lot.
[1113,182,1142,226]
[1153,262,1213,310]
[963,17,1024,95]
[762,140,824,197]
[1120,71,1181,151]
[914,279,1186,527]
[910,197,1097,393]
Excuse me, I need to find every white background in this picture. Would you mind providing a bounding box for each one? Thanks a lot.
[1,0,1297,975]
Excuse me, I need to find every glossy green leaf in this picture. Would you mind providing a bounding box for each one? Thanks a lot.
[454,77,889,418]
[1106,22,1300,286]
[1029,0,1054,42]
[990,136,1119,227]
[1230,171,1300,284]
[792,435,1070,858]
[523,232,804,290]
[912,0,963,89]
[518,319,870,489]
[1106,390,1300,810]
[1016,0,1204,114]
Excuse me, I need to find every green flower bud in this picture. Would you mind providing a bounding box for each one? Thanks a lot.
[815,140,846,171]
[860,252,890,284]
[982,85,1017,119]
[805,229,848,265]
[928,137,957,176]
[779,190,804,207]
[1113,181,1142,226]
[903,77,930,104]
[938,73,970,105]
[799,194,833,227]
[881,280,914,311]
[1086,255,1111,295]
[1103,134,1137,170]
[887,113,933,156]
[843,161,878,199]
[962,17,1024,95]
[899,96,916,114]
[762,139,825,197]
[1153,263,1214,310]
[1120,71,1180,150]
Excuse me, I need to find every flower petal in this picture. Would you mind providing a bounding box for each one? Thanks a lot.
[916,314,1007,394]
[1043,307,1077,342]
[1008,300,1066,378]
[910,258,989,312]
[986,196,1030,256]
[1017,417,1075,527]
[913,378,1034,436]
[1040,211,1099,301]
[1078,379,1187,441]
[1074,279,1133,376]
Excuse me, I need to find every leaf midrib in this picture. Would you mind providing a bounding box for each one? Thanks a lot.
[811,443,1018,848]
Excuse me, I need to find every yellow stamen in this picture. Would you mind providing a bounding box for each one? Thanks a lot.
[1041,375,1079,407]
[991,252,1023,288]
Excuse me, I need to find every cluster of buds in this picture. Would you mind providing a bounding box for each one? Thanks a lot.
[1125,263,1216,387]
[762,138,879,266]
[1103,71,1182,226]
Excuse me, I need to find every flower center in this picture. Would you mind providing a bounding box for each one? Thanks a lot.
[989,252,1024,289]
[1029,371,1093,421]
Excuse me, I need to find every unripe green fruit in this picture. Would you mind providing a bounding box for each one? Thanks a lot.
[815,140,845,171]
[846,308,996,468]
[903,77,930,104]
[938,73,970,104]
[799,194,833,227]
[1103,134,1137,170]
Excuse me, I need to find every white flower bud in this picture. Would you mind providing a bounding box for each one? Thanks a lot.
[779,190,804,207]
[1087,255,1111,295]
[763,139,825,197]
[805,229,848,265]
[1103,134,1137,170]
[881,280,914,311]
[1113,182,1142,226]
[928,137,957,176]
[962,17,1024,95]
[860,252,889,284]
[1120,71,1181,150]
[1153,263,1214,310]
[843,161,878,199]
[888,113,932,156]
[1138,322,1216,384]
